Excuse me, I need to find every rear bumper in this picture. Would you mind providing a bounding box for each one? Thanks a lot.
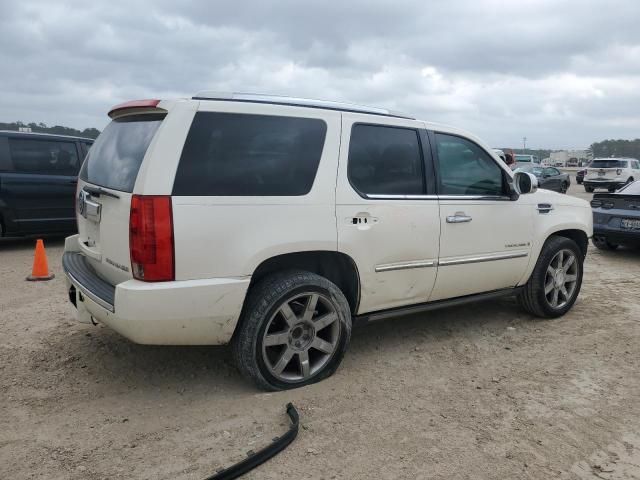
[583,180,626,189]
[593,227,640,246]
[62,240,250,345]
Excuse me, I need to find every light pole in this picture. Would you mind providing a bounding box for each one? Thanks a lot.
[523,136,527,152]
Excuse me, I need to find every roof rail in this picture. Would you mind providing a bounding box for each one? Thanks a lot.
[192,92,415,120]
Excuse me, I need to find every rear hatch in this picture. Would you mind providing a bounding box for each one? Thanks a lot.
[585,160,627,180]
[76,112,165,285]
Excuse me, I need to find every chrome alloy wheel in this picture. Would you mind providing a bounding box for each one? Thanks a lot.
[261,292,340,383]
[544,249,579,309]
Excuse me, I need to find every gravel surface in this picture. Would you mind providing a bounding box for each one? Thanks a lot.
[2,180,639,479]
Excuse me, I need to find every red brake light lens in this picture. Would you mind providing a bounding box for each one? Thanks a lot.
[129,195,174,281]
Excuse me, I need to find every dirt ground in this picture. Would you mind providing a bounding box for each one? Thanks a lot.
[2,179,640,479]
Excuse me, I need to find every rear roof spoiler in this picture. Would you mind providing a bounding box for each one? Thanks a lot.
[108,99,163,118]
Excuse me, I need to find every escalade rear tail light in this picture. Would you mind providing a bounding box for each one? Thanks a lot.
[129,195,174,281]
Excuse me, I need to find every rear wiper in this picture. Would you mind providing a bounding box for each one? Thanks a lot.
[83,185,120,199]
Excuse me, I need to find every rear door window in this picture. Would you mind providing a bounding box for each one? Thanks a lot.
[173,112,327,196]
[347,124,424,195]
[79,114,164,192]
[8,138,80,175]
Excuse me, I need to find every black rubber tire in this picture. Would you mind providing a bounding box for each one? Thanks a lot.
[585,186,594,193]
[561,182,569,194]
[232,270,352,391]
[592,237,619,251]
[518,236,584,318]
[576,179,583,185]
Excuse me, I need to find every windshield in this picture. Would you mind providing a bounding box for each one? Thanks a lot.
[79,114,164,192]
[515,155,532,162]
[590,160,628,169]
[619,181,640,195]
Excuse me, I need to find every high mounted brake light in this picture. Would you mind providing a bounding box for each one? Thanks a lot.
[108,99,161,118]
[129,195,174,282]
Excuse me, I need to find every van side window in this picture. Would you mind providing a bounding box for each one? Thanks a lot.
[347,124,424,195]
[434,133,505,196]
[173,112,327,196]
[8,138,80,176]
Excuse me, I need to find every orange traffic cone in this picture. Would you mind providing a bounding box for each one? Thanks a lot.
[26,239,55,281]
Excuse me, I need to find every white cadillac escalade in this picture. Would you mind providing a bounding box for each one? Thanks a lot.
[63,93,593,390]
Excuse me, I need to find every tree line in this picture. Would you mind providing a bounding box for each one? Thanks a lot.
[0,121,100,139]
[588,139,640,159]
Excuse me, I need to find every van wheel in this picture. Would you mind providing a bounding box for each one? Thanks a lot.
[518,236,583,318]
[232,270,352,391]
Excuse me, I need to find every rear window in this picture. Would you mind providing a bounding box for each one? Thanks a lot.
[620,181,640,195]
[7,138,80,175]
[172,112,326,196]
[515,155,532,162]
[79,114,164,192]
[590,160,628,168]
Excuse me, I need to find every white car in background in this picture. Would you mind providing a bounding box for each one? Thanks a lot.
[63,93,593,390]
[583,158,640,193]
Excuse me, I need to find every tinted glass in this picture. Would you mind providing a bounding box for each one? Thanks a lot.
[80,114,164,192]
[348,124,424,195]
[80,141,92,159]
[0,137,10,171]
[515,155,532,162]
[8,138,80,175]
[590,160,627,168]
[547,168,560,176]
[173,112,326,196]
[435,133,505,196]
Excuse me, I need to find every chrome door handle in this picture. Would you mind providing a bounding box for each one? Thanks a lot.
[446,212,472,223]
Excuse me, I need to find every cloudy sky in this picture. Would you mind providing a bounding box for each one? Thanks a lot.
[1,0,640,149]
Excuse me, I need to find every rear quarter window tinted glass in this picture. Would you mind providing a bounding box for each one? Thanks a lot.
[8,138,80,175]
[173,112,327,196]
[0,137,10,171]
[347,124,424,195]
[79,114,164,192]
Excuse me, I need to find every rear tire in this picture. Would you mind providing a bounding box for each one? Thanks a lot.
[592,237,619,251]
[232,270,352,391]
[585,186,594,193]
[518,236,583,318]
[560,182,569,194]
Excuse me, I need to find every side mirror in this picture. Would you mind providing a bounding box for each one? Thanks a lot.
[513,171,538,195]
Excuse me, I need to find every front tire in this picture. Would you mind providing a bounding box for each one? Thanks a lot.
[518,236,583,318]
[232,270,352,391]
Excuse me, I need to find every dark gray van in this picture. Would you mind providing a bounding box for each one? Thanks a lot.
[0,131,93,237]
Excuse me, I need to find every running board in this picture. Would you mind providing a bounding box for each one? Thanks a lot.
[354,287,522,325]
